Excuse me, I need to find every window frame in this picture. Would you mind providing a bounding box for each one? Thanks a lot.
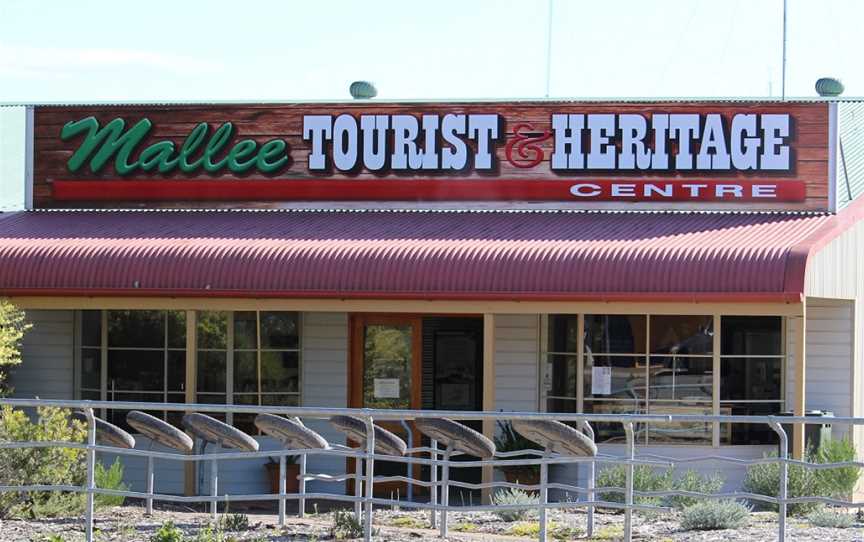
[541,313,786,447]
[75,309,303,431]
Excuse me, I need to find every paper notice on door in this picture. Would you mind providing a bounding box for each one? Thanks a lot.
[591,366,612,395]
[373,378,400,399]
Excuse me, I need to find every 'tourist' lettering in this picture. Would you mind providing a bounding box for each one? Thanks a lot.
[60,117,290,175]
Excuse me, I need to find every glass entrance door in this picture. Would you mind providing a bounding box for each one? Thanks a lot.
[350,315,422,498]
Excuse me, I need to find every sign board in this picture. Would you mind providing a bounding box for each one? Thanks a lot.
[373,378,401,399]
[591,366,612,396]
[31,102,830,210]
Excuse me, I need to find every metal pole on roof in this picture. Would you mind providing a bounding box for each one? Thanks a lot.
[545,0,553,98]
[781,0,788,100]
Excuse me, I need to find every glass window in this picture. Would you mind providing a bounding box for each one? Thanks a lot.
[720,316,784,444]
[78,310,187,430]
[585,315,646,354]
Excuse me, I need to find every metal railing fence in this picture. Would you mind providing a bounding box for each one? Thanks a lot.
[0,398,862,542]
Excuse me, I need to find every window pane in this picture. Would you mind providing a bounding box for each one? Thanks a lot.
[81,310,101,347]
[233,394,258,434]
[197,311,228,350]
[233,311,258,350]
[584,315,646,354]
[262,394,299,406]
[547,396,579,413]
[107,310,165,348]
[167,350,186,392]
[234,351,258,393]
[720,357,782,401]
[649,315,712,355]
[583,401,644,443]
[646,403,713,444]
[546,354,577,404]
[81,347,101,389]
[547,315,578,353]
[720,402,782,445]
[648,356,712,401]
[721,316,782,356]
[261,312,299,349]
[197,351,226,393]
[261,351,300,393]
[107,349,164,391]
[167,311,187,349]
[584,355,646,400]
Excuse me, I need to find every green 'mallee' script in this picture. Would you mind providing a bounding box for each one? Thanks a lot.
[60,117,290,175]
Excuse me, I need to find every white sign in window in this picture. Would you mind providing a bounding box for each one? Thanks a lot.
[591,366,612,396]
[373,378,401,399]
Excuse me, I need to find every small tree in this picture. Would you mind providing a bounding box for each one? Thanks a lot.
[0,300,31,395]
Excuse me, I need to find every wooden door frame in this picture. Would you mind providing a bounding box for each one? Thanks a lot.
[348,313,424,411]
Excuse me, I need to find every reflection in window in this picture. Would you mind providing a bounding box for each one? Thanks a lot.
[720,316,783,444]
[363,325,412,410]
[80,310,187,430]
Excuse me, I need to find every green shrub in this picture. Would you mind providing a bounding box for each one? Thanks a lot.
[807,507,855,529]
[220,513,249,532]
[596,464,672,508]
[491,487,538,521]
[0,300,31,395]
[331,509,364,540]
[666,470,724,510]
[95,458,129,507]
[679,500,749,531]
[0,405,86,518]
[151,520,184,542]
[812,438,861,499]
[744,438,862,516]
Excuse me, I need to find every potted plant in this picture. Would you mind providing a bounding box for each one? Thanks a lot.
[265,455,300,494]
[494,421,542,487]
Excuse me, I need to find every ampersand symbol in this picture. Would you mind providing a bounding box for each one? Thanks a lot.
[505,123,553,169]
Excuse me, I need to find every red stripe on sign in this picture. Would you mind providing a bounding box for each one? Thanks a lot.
[51,179,807,202]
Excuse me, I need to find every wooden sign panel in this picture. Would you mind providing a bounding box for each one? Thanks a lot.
[32,101,830,210]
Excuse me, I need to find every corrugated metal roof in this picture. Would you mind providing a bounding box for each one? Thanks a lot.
[0,209,846,301]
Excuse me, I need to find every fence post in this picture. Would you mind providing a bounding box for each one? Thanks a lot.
[538,445,552,542]
[84,408,96,542]
[769,420,788,542]
[363,416,376,542]
[146,455,155,516]
[278,454,286,526]
[439,444,454,539]
[623,422,634,542]
[580,421,595,538]
[430,439,438,529]
[298,453,307,518]
[355,453,363,521]
[210,442,220,521]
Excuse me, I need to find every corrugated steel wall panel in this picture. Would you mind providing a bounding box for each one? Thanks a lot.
[839,102,864,209]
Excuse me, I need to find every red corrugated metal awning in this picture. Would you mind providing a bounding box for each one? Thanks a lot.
[0,208,856,302]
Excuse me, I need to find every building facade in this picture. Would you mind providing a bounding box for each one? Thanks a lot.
[1,99,864,497]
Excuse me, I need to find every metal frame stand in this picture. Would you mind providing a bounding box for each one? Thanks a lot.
[439,444,454,538]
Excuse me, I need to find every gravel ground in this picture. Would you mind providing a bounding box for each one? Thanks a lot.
[3,504,864,541]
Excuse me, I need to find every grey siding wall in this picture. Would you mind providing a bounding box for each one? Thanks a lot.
[838,102,864,210]
[298,311,349,494]
[493,314,539,412]
[9,310,75,399]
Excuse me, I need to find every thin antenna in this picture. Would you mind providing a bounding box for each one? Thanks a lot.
[781,0,788,100]
[545,0,554,98]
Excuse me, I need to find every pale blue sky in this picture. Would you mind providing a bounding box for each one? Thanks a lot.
[0,0,861,102]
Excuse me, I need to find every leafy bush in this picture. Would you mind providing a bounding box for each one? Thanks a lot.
[491,487,538,521]
[95,458,129,507]
[807,507,855,528]
[331,509,364,540]
[679,500,749,531]
[667,470,724,509]
[220,513,249,532]
[0,405,86,518]
[596,464,673,508]
[0,300,31,395]
[743,438,862,516]
[151,520,184,542]
[812,438,861,499]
